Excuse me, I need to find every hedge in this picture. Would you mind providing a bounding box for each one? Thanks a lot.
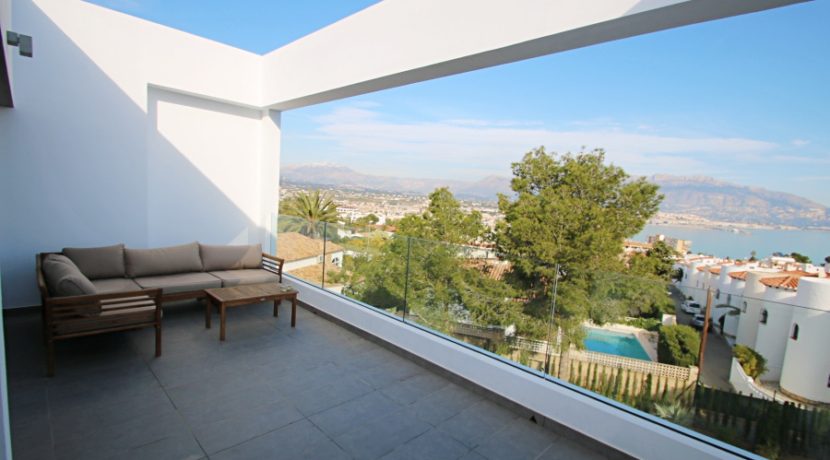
[658,324,700,367]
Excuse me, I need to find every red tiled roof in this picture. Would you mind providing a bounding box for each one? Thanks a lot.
[759,271,818,290]
[464,259,512,281]
[729,271,748,281]
[708,267,722,275]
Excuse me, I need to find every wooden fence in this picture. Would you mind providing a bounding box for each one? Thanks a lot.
[693,385,830,458]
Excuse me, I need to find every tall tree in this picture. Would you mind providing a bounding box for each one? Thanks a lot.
[397,187,486,244]
[496,148,663,342]
[343,188,531,335]
[279,189,338,238]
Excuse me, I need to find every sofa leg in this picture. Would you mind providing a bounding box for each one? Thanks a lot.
[155,324,162,357]
[46,339,55,377]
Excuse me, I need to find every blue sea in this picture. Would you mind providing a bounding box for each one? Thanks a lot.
[635,225,829,264]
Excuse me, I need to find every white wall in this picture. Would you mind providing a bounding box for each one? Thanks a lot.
[261,0,805,109]
[754,287,797,382]
[736,271,777,348]
[0,0,277,307]
[779,278,830,403]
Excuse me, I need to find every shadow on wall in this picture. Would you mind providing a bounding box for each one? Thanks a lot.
[0,1,268,307]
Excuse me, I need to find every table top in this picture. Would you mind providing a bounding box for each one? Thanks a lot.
[205,282,297,303]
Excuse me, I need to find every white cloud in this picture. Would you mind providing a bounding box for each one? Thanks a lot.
[791,139,810,147]
[310,105,778,177]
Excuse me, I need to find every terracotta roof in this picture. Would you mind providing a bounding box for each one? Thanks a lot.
[696,266,707,272]
[464,259,512,281]
[708,267,722,275]
[286,263,341,284]
[276,232,344,262]
[759,271,818,290]
[729,271,748,281]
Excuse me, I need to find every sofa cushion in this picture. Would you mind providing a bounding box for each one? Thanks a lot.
[91,278,143,294]
[125,242,202,278]
[209,269,279,287]
[42,254,98,297]
[63,244,126,280]
[199,243,262,271]
[134,272,221,294]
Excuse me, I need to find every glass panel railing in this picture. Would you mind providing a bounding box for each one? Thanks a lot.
[274,212,830,458]
[327,220,409,320]
[274,214,325,287]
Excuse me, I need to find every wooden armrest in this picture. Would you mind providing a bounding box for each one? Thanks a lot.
[262,253,285,282]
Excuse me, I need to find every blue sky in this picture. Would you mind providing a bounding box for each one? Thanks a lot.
[90,1,830,206]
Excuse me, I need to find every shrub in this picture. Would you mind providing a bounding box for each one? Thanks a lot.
[657,325,700,367]
[733,344,768,380]
[621,317,661,331]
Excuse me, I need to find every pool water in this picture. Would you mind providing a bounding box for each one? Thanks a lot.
[583,328,651,361]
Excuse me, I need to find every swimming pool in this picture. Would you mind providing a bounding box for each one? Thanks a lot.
[583,328,651,361]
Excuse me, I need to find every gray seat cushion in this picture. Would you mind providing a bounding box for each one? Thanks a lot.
[134,272,221,294]
[42,254,98,297]
[209,269,279,287]
[125,242,202,278]
[63,244,126,280]
[200,243,262,271]
[91,278,143,294]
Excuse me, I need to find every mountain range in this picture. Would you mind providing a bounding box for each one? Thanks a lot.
[281,163,830,228]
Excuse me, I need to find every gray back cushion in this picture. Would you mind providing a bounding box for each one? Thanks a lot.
[200,244,262,271]
[42,254,98,297]
[125,242,202,278]
[63,244,126,280]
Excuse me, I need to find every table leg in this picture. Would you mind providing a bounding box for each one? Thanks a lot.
[291,295,297,328]
[205,298,212,329]
[273,299,279,318]
[220,304,227,341]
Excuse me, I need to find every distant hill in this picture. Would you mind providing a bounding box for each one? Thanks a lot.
[281,163,830,227]
[648,175,829,228]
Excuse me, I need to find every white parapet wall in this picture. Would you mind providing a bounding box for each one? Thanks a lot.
[729,357,771,400]
[287,276,761,460]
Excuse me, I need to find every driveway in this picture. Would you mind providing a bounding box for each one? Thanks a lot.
[668,285,732,391]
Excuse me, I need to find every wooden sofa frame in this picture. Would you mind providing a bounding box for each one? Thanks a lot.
[36,252,285,376]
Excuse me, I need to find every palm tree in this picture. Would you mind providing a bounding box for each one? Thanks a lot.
[280,189,338,238]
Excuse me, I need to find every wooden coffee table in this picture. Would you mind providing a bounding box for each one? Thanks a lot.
[204,282,298,341]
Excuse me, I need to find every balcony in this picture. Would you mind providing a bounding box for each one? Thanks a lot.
[0,1,815,459]
[6,301,608,460]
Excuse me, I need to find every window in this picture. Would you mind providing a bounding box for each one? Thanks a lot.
[727,294,732,305]
[716,289,721,300]
[760,309,768,324]
[791,323,799,340]
[742,301,748,313]
[827,374,830,388]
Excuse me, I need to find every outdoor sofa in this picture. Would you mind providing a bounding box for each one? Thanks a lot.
[36,242,285,375]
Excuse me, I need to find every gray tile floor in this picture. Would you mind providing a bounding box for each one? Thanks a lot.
[5,301,609,460]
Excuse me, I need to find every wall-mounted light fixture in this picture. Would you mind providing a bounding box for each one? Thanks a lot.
[6,31,33,58]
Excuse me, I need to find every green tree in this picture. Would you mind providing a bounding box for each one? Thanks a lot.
[343,188,534,336]
[789,252,811,264]
[397,187,485,244]
[354,213,379,227]
[496,147,662,342]
[629,241,676,281]
[657,325,700,367]
[279,189,338,238]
